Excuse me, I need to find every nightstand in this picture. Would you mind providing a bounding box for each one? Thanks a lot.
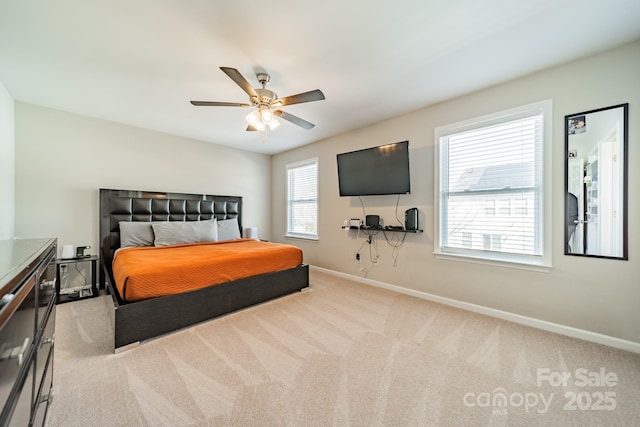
[56,256,99,303]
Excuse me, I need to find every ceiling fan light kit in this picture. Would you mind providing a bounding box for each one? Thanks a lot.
[191,67,325,136]
[246,108,280,131]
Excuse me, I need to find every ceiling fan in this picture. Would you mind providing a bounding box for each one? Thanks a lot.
[191,67,325,132]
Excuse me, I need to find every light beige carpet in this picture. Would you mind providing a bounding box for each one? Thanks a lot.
[46,270,640,426]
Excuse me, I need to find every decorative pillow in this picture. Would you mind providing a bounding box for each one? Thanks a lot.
[152,219,218,246]
[217,218,241,241]
[119,221,155,248]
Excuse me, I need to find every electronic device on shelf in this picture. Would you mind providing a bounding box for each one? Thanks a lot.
[75,245,91,258]
[61,244,92,260]
[365,215,380,227]
[405,208,418,231]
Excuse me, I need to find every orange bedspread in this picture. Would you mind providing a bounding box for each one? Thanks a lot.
[113,239,303,302]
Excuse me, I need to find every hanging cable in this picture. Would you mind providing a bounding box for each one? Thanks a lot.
[358,196,366,222]
[394,195,403,226]
[383,229,407,267]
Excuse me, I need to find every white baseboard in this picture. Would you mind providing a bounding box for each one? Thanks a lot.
[310,265,640,354]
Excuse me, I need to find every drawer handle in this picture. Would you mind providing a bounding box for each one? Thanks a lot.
[0,294,15,311]
[39,334,55,349]
[0,337,30,366]
[38,390,53,405]
[40,278,56,290]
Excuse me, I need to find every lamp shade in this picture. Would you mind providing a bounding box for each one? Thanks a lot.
[61,245,74,259]
[260,109,274,123]
[268,118,281,130]
[243,227,258,239]
[246,110,265,131]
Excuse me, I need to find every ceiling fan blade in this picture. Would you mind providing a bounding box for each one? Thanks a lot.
[274,110,315,130]
[220,67,259,98]
[246,125,258,131]
[275,89,325,107]
[190,101,250,107]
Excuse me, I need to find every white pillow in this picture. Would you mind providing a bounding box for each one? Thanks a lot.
[152,219,218,246]
[119,221,155,248]
[217,218,241,241]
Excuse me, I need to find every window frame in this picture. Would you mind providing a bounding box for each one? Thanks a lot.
[285,157,319,240]
[434,100,553,272]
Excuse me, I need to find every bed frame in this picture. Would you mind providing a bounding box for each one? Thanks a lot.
[99,188,309,352]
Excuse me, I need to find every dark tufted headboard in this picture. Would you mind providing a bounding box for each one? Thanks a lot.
[99,188,242,284]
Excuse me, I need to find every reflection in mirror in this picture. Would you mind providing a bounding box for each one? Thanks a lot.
[565,103,628,259]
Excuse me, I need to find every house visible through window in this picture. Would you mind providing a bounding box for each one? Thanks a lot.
[286,158,318,240]
[434,100,552,269]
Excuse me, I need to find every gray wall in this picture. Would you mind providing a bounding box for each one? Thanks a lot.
[14,103,272,254]
[271,40,640,344]
[0,81,14,239]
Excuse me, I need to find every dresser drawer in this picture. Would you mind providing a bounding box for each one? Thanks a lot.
[4,362,34,427]
[0,275,37,423]
[32,344,54,427]
[34,302,55,420]
[36,249,56,332]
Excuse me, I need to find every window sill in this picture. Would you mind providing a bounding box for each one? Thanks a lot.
[433,251,552,273]
[285,233,318,241]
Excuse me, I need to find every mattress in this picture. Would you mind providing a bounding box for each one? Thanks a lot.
[112,239,303,302]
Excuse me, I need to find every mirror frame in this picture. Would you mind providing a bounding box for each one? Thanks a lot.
[564,103,628,260]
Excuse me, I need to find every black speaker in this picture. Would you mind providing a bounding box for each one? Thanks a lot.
[405,208,418,231]
[365,215,380,227]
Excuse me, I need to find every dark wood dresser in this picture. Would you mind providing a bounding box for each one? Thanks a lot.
[0,239,57,426]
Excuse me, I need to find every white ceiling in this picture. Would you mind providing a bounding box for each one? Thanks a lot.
[1,1,639,155]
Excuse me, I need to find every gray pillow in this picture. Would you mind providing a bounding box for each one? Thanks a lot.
[119,221,155,248]
[152,220,218,246]
[217,218,241,241]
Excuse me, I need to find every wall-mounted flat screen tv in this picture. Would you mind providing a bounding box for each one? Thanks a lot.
[337,140,411,196]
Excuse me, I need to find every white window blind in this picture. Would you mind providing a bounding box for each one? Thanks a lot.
[286,158,318,239]
[436,102,550,268]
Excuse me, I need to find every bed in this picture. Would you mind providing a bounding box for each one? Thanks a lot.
[99,188,309,352]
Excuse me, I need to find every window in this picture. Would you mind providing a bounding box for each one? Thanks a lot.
[498,199,511,216]
[286,158,318,240]
[484,200,496,215]
[434,100,552,270]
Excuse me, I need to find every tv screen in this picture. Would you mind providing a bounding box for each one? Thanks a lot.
[337,141,411,196]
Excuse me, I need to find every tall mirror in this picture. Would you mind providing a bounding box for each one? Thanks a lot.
[565,103,628,259]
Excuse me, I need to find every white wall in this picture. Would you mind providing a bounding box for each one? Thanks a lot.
[0,80,15,239]
[272,40,640,344]
[14,103,272,254]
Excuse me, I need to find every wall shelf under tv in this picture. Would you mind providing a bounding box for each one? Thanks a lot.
[341,226,422,233]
